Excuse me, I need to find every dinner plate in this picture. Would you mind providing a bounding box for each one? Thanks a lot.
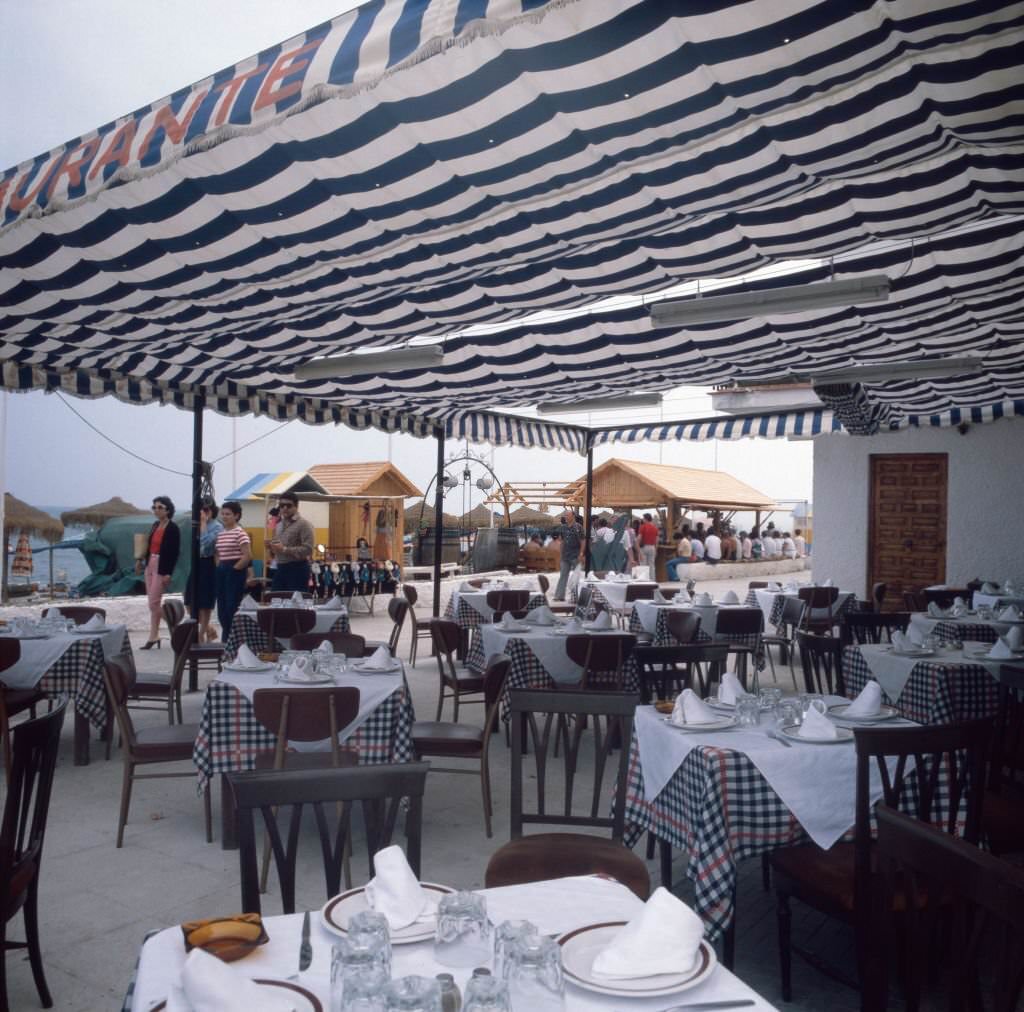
[780,723,854,745]
[151,979,322,1011]
[321,883,453,942]
[557,921,716,998]
[888,647,935,658]
[349,659,403,674]
[275,671,334,685]
[222,661,277,673]
[495,623,531,633]
[0,632,50,640]
[70,626,110,634]
[661,715,737,733]
[828,703,900,724]
[963,645,1024,660]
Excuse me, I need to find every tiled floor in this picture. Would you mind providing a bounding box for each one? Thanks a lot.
[3,570,871,1011]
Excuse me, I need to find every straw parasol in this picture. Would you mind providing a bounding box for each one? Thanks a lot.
[509,505,557,526]
[3,494,63,542]
[461,503,503,527]
[403,502,459,534]
[61,495,146,527]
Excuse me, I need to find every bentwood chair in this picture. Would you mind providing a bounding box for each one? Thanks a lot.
[565,633,636,690]
[633,643,727,704]
[228,763,429,916]
[795,631,845,696]
[984,665,1024,857]
[128,618,195,725]
[54,605,106,625]
[902,589,928,612]
[1,699,67,1012]
[797,586,840,635]
[363,597,408,657]
[772,719,991,1002]
[429,618,485,721]
[761,595,805,688]
[163,601,224,688]
[485,590,531,622]
[0,640,46,783]
[485,689,650,901]
[616,583,657,628]
[402,584,435,665]
[289,631,369,657]
[539,574,575,616]
[712,607,764,689]
[664,609,702,646]
[840,611,910,647]
[256,607,316,648]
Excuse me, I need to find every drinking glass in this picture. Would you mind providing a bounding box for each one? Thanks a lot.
[735,694,760,727]
[463,976,511,1012]
[505,935,564,1012]
[774,699,803,728]
[799,694,826,715]
[331,937,390,989]
[758,687,782,710]
[383,975,442,1012]
[334,963,388,1012]
[348,910,392,975]
[434,891,491,967]
[493,920,538,980]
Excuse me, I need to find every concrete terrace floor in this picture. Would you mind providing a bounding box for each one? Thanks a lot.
[4,569,871,1011]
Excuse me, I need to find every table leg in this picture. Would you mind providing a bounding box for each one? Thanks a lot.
[73,709,90,766]
[220,773,238,850]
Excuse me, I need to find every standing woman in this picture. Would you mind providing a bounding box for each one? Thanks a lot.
[188,498,223,642]
[142,496,180,649]
[215,501,251,641]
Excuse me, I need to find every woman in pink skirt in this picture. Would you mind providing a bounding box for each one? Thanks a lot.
[141,496,180,649]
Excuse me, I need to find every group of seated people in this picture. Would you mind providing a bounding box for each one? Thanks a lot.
[665,525,808,581]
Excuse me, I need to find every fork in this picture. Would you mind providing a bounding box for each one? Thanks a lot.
[298,910,312,972]
[766,728,792,747]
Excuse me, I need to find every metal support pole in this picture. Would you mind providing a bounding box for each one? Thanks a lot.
[188,394,205,691]
[432,427,444,618]
[584,441,594,573]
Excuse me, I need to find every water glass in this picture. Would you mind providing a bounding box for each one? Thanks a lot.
[463,976,511,1012]
[347,910,392,975]
[774,699,803,728]
[505,935,564,1012]
[434,891,491,968]
[493,919,538,979]
[758,687,782,710]
[383,975,442,1012]
[735,694,761,727]
[334,963,388,1012]
[799,694,827,715]
[271,597,285,608]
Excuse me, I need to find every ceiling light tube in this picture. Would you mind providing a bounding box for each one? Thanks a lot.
[808,355,984,386]
[649,275,891,327]
[295,344,443,380]
[536,393,663,415]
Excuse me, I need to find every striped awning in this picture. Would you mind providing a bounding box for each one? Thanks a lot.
[2,0,1022,449]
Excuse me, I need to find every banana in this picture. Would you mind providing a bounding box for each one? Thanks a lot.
[184,914,262,948]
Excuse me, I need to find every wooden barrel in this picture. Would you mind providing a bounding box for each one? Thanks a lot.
[471,527,519,573]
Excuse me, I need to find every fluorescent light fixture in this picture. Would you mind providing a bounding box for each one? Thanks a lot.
[808,355,984,386]
[536,393,663,415]
[295,344,443,380]
[649,275,891,327]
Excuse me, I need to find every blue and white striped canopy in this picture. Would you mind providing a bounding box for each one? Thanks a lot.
[1,0,1022,449]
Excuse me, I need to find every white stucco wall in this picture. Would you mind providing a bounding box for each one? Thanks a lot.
[811,416,1024,597]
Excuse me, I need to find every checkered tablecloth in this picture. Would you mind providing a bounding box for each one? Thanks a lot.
[38,630,131,729]
[931,620,999,646]
[444,592,546,630]
[192,675,415,790]
[223,610,351,660]
[744,588,858,628]
[844,645,999,725]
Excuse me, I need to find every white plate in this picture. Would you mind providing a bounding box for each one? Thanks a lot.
[964,645,1024,660]
[275,672,334,685]
[495,623,531,633]
[828,703,900,723]
[557,921,716,998]
[153,979,321,1011]
[222,661,277,673]
[888,647,935,658]
[661,715,737,733]
[780,723,854,745]
[70,626,110,634]
[0,632,51,640]
[321,883,453,942]
[350,660,403,674]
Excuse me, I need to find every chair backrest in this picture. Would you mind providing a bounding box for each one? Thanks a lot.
[481,654,512,731]
[386,597,409,651]
[57,605,106,624]
[796,631,845,695]
[870,582,887,612]
[841,612,910,646]
[227,762,430,916]
[1,700,67,923]
[401,583,419,609]
[536,574,550,595]
[798,586,840,608]
[168,619,197,692]
[923,588,969,609]
[265,590,315,602]
[777,595,806,630]
[507,689,638,841]
[902,589,927,611]
[873,804,1024,1012]
[575,585,598,617]
[0,638,20,673]
[990,665,1024,798]
[565,633,636,689]
[712,607,763,636]
[252,686,361,746]
[664,609,701,645]
[485,589,531,619]
[289,632,368,657]
[624,584,656,603]
[256,607,317,641]
[162,598,185,636]
[102,658,141,750]
[429,618,460,686]
[747,581,769,591]
[633,644,726,701]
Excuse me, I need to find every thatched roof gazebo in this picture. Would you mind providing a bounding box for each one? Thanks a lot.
[3,494,64,601]
[61,496,146,528]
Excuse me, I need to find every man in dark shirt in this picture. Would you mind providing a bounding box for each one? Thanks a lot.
[553,509,584,600]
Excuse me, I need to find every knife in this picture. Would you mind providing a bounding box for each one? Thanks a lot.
[651,1000,756,1011]
[298,910,312,972]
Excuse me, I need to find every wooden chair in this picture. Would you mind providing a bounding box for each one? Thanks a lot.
[616,583,656,628]
[536,573,576,614]
[712,607,763,688]
[263,590,315,604]
[870,582,887,612]
[795,631,845,696]
[634,643,727,703]
[162,599,223,689]
[574,585,603,620]
[1,699,67,1012]
[841,611,910,647]
[102,659,212,848]
[411,654,511,837]
[256,607,316,647]
[54,605,106,625]
[984,664,1024,858]
[747,581,769,591]
[0,640,46,783]
[923,588,970,609]
[227,762,429,916]
[902,589,927,611]
[761,595,805,689]
[485,689,650,900]
[664,609,701,646]
[401,584,434,665]
[565,633,636,690]
[128,618,195,725]
[771,719,991,1002]
[485,589,531,622]
[363,597,408,657]
[289,631,368,657]
[430,618,485,721]
[797,586,840,635]
[873,804,1024,1012]
[161,598,186,637]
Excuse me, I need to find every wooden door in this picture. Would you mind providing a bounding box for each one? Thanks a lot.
[868,454,947,610]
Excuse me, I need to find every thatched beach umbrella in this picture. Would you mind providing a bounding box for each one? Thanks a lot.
[461,503,502,527]
[404,502,460,533]
[509,505,557,527]
[61,495,146,528]
[2,494,64,601]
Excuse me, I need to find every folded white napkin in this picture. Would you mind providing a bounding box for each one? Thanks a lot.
[784,582,799,593]
[999,605,1022,621]
[364,845,432,929]
[458,582,475,592]
[767,582,781,592]
[671,688,719,726]
[362,645,395,670]
[653,589,668,604]
[927,602,946,618]
[983,582,1000,594]
[43,607,59,619]
[951,603,968,618]
[717,671,746,705]
[591,887,704,979]
[525,605,555,626]
[80,613,105,631]
[822,578,834,588]
[285,655,314,681]
[238,594,259,611]
[907,627,926,648]
[672,592,689,605]
[500,611,518,630]
[235,643,262,668]
[719,590,739,605]
[290,591,304,605]
[319,596,343,611]
[165,948,294,1012]
[589,610,612,630]
[586,571,597,581]
[316,640,333,654]
[1007,626,1023,651]
[798,704,838,739]
[695,592,713,606]
[845,680,882,717]
[563,617,583,633]
[987,638,1016,660]
[953,596,967,610]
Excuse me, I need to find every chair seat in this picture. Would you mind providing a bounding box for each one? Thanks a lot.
[411,721,485,756]
[985,786,1024,854]
[771,842,858,912]
[133,722,202,761]
[253,749,359,771]
[133,676,172,693]
[189,644,225,659]
[3,687,46,715]
[485,832,650,901]
[452,673,485,693]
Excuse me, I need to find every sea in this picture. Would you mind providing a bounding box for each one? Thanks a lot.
[6,505,93,591]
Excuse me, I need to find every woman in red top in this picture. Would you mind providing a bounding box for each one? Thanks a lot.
[142,496,180,648]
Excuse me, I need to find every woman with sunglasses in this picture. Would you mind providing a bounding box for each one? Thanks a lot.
[142,496,180,649]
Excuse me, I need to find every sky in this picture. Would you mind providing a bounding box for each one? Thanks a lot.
[0,0,813,517]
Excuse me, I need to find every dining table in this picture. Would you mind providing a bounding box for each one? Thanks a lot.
[744,586,857,629]
[223,604,351,660]
[444,586,546,658]
[628,599,762,648]
[124,874,778,1011]
[908,610,1022,647]
[0,624,131,765]
[972,591,1024,611]
[193,660,415,848]
[578,578,659,617]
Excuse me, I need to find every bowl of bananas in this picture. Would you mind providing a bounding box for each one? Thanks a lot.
[181,913,268,962]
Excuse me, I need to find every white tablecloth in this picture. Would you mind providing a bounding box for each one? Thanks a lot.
[237,604,350,635]
[0,624,128,689]
[909,613,1017,639]
[632,600,745,638]
[480,624,585,683]
[754,588,855,628]
[129,876,778,1011]
[582,579,658,611]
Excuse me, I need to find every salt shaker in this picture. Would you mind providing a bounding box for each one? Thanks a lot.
[436,973,461,1012]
